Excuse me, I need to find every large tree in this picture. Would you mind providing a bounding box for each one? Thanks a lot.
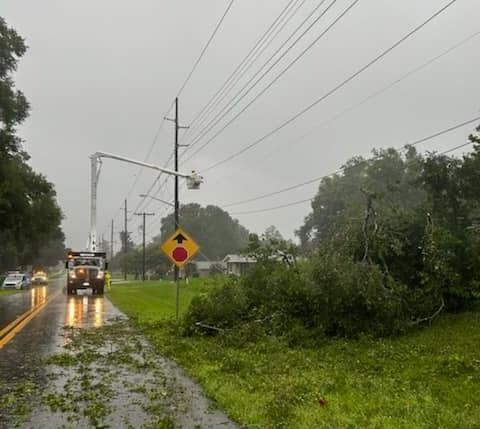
[298,137,480,311]
[297,146,426,249]
[159,204,249,260]
[0,17,64,270]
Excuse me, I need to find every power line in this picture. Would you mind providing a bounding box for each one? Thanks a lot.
[182,0,303,142]
[438,141,474,156]
[182,0,350,162]
[176,0,236,99]
[229,138,477,216]
[231,198,312,215]
[201,0,459,173]
[251,30,480,168]
[104,1,235,232]
[222,114,480,208]
[181,0,308,147]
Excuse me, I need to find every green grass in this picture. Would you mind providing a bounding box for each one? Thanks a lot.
[109,282,480,429]
[0,289,21,296]
[108,278,211,323]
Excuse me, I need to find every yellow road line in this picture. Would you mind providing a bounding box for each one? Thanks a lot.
[0,290,62,349]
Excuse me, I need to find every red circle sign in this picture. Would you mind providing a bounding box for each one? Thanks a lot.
[172,247,188,262]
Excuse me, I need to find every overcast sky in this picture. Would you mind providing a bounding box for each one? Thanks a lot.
[2,0,480,252]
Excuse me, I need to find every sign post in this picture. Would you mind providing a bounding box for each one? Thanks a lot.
[161,227,200,320]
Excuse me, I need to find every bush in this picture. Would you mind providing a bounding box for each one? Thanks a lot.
[184,255,411,339]
[308,252,408,337]
[183,278,248,334]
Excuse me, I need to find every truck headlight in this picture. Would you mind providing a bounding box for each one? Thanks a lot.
[69,270,76,279]
[97,271,104,279]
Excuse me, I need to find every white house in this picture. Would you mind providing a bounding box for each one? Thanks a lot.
[223,254,257,276]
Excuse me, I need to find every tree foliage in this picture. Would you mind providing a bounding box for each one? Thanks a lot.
[160,203,249,260]
[185,135,480,339]
[0,17,64,270]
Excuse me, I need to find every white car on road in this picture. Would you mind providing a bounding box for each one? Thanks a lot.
[2,272,31,290]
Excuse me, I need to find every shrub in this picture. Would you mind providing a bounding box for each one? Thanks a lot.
[308,252,408,337]
[183,278,248,334]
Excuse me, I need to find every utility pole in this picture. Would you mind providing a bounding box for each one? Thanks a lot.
[110,219,114,260]
[135,212,155,281]
[124,199,128,280]
[166,97,189,320]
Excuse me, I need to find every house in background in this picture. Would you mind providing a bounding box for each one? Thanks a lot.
[194,261,225,277]
[223,254,257,276]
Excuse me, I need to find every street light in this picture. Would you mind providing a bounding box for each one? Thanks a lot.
[138,194,174,207]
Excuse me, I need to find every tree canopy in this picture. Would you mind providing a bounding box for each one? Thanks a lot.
[159,203,249,260]
[0,17,64,270]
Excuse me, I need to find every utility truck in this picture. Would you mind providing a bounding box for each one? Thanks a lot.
[66,251,108,295]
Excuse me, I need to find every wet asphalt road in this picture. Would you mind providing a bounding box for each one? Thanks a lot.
[0,276,241,429]
[0,276,124,405]
[0,275,121,355]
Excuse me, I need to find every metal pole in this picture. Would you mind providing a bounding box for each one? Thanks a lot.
[174,97,180,320]
[89,156,98,251]
[110,219,114,260]
[124,199,127,280]
[134,212,154,282]
[142,213,146,281]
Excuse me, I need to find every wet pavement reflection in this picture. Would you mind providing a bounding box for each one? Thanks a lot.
[30,285,47,308]
[0,284,51,331]
[65,293,106,328]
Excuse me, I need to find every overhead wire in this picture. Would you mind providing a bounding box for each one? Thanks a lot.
[176,0,236,99]
[250,30,480,168]
[221,114,480,208]
[181,0,352,162]
[140,116,479,238]
[200,0,459,173]
[141,0,308,219]
[228,127,479,216]
[230,198,312,215]
[104,0,236,234]
[182,0,303,142]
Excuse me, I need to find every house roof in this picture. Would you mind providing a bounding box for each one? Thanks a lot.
[223,254,257,264]
[194,261,224,270]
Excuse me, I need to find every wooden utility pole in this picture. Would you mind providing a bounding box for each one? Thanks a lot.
[166,97,189,320]
[124,199,127,280]
[135,212,155,281]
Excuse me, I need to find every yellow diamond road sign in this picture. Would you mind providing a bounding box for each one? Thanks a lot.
[161,227,200,268]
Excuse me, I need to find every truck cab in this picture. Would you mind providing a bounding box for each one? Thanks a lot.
[66,251,107,295]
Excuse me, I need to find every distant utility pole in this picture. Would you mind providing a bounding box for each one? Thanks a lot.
[124,199,128,280]
[166,97,189,320]
[110,219,114,260]
[135,212,155,281]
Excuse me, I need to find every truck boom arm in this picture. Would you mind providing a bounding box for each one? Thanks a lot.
[89,151,202,252]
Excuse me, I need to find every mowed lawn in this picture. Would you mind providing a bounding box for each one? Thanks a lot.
[109,280,480,429]
[108,278,208,323]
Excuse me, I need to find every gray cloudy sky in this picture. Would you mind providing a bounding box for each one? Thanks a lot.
[2,0,480,251]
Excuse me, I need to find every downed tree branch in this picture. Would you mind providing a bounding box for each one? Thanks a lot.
[360,188,378,263]
[410,296,445,326]
[195,322,224,332]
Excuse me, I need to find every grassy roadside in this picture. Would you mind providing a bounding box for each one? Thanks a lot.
[108,278,212,323]
[109,280,480,429]
[0,289,21,296]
